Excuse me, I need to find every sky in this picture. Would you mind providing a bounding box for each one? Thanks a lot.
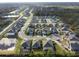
[0,0,79,3]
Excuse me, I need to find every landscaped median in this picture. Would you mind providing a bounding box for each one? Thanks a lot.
[14,36,24,56]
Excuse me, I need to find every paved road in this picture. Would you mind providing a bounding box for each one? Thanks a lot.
[18,9,33,40]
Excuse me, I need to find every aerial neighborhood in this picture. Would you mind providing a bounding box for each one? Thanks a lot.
[0,2,79,57]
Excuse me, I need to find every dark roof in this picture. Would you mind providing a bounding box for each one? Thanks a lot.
[32,42,41,48]
[22,41,30,49]
[71,43,79,51]
[44,41,53,47]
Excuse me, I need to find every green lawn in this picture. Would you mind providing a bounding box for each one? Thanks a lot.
[55,43,75,57]
[14,37,23,55]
